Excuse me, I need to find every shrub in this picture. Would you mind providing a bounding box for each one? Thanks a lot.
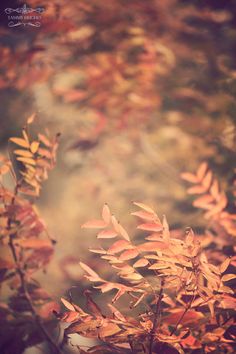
[0,116,61,354]
[60,170,236,354]
[1,120,235,354]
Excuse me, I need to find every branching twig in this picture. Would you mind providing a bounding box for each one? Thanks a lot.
[7,185,62,354]
[170,293,195,336]
[148,279,164,354]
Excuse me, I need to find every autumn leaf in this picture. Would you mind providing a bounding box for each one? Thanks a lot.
[181,172,198,183]
[221,274,236,282]
[17,238,52,249]
[10,137,30,148]
[97,229,118,239]
[80,262,102,282]
[133,202,155,214]
[107,240,131,254]
[219,258,231,273]
[30,141,40,154]
[102,204,111,223]
[61,297,76,311]
[137,223,163,232]
[119,249,139,261]
[197,162,208,180]
[14,149,33,158]
[131,210,156,221]
[27,113,36,124]
[133,258,149,267]
[81,220,107,229]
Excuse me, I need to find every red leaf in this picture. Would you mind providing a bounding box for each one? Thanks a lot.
[165,310,204,325]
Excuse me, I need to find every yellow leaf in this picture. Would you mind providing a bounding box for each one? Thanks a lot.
[27,113,36,124]
[22,129,29,144]
[30,141,40,154]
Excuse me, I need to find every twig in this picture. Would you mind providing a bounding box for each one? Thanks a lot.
[148,279,164,354]
[7,185,62,354]
[170,293,195,336]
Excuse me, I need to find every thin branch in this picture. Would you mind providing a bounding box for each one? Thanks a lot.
[148,279,164,354]
[7,185,62,354]
[170,293,195,336]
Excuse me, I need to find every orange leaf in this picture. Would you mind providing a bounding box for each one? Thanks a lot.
[197,162,208,180]
[222,274,236,282]
[119,249,139,261]
[79,262,101,282]
[118,223,130,241]
[187,185,207,194]
[14,149,33,158]
[133,258,149,267]
[181,172,198,183]
[16,157,36,166]
[17,238,52,249]
[89,248,107,254]
[107,240,131,254]
[165,310,204,325]
[137,223,162,232]
[210,179,220,199]
[219,258,231,273]
[98,323,121,337]
[133,202,155,214]
[81,219,107,229]
[202,170,212,189]
[138,241,168,252]
[102,204,111,223]
[61,298,76,311]
[38,133,51,147]
[97,229,118,239]
[162,215,170,239]
[61,311,80,323]
[131,210,156,221]
[27,113,36,124]
[10,137,30,148]
[193,194,214,208]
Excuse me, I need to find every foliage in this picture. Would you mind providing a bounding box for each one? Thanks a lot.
[0,122,235,354]
[0,117,61,354]
[59,170,236,354]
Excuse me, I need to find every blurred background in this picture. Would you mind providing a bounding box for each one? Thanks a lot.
[0,0,235,296]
